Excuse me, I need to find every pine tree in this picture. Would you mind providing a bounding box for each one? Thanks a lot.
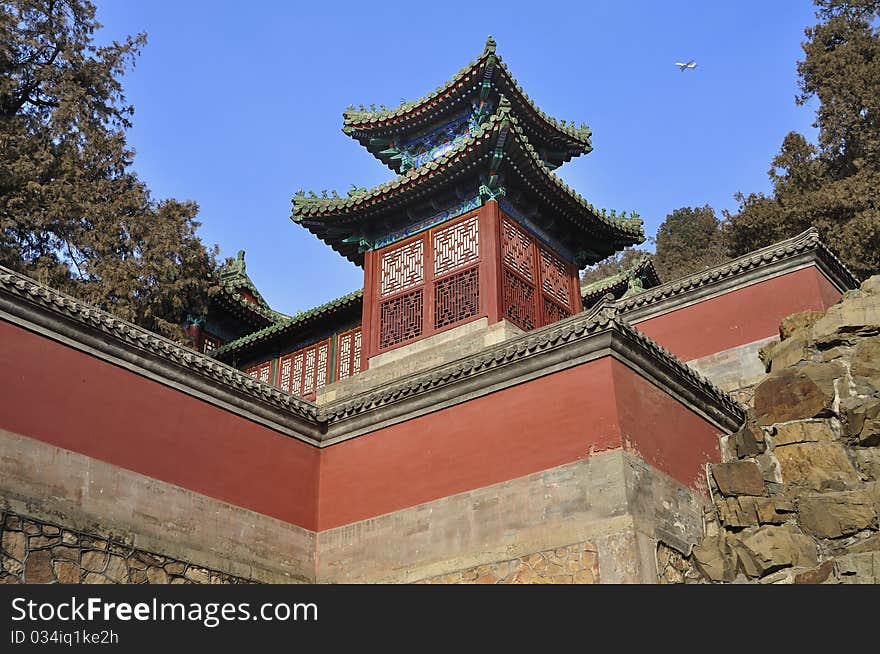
[654,205,728,281]
[0,0,217,339]
[725,0,880,279]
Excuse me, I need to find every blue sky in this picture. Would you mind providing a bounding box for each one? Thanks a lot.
[95,0,820,315]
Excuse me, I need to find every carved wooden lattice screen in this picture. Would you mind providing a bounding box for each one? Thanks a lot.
[244,360,273,384]
[539,247,574,324]
[500,216,575,331]
[376,213,481,352]
[432,215,480,330]
[276,339,330,400]
[335,327,363,381]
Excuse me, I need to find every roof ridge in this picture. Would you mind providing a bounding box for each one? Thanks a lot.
[580,254,655,295]
[318,296,743,427]
[0,265,318,420]
[341,39,592,149]
[615,227,859,312]
[295,109,644,241]
[211,288,364,359]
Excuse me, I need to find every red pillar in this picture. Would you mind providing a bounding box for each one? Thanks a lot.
[186,323,203,351]
[570,265,584,313]
[479,201,504,326]
[360,249,375,371]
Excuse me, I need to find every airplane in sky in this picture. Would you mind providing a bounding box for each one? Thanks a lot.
[675,60,698,71]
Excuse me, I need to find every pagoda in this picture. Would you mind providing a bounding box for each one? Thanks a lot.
[292,37,645,368]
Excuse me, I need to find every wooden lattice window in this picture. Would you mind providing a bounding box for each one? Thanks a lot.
[380,289,424,349]
[502,269,538,331]
[501,218,539,331]
[435,267,480,329]
[380,240,424,297]
[500,216,576,332]
[376,212,482,353]
[244,360,273,384]
[543,297,572,324]
[432,215,480,331]
[336,328,363,381]
[540,248,571,309]
[277,339,330,400]
[433,214,479,275]
[501,217,534,281]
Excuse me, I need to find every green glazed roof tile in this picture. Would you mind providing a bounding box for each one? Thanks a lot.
[211,288,363,360]
[341,37,592,159]
[294,108,644,241]
[580,255,661,303]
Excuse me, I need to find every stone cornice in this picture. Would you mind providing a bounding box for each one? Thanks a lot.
[616,228,859,324]
[0,266,324,444]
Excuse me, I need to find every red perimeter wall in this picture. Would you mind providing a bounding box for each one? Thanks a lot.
[318,358,721,530]
[0,320,321,530]
[634,266,842,361]
[1,319,724,531]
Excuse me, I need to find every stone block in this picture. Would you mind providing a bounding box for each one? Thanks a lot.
[797,490,877,539]
[51,546,78,562]
[712,461,765,496]
[843,532,880,555]
[184,566,210,584]
[754,363,842,425]
[773,420,835,446]
[792,559,835,584]
[812,295,880,346]
[81,550,108,572]
[732,525,818,578]
[104,555,128,583]
[717,497,759,528]
[734,422,765,458]
[779,311,825,340]
[1,530,25,562]
[692,533,736,582]
[765,329,814,371]
[850,337,880,386]
[775,441,860,492]
[53,560,80,584]
[146,566,168,584]
[755,497,787,525]
[836,552,880,583]
[24,549,54,583]
[843,397,880,446]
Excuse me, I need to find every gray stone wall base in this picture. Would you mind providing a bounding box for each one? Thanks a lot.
[0,428,316,583]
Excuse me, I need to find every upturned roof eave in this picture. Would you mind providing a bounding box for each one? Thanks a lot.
[211,289,364,362]
[341,40,592,172]
[293,113,643,266]
[581,256,661,304]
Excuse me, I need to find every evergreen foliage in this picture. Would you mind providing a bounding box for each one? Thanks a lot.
[653,205,729,281]
[0,0,217,340]
[724,0,880,279]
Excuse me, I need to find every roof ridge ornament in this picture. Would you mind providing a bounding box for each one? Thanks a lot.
[484,35,496,54]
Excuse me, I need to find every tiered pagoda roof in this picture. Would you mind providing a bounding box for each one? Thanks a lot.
[211,288,362,363]
[581,255,661,308]
[211,250,286,328]
[341,36,592,172]
[292,38,645,269]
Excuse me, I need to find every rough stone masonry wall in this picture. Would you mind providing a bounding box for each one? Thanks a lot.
[665,275,880,584]
[419,541,600,584]
[0,509,255,585]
